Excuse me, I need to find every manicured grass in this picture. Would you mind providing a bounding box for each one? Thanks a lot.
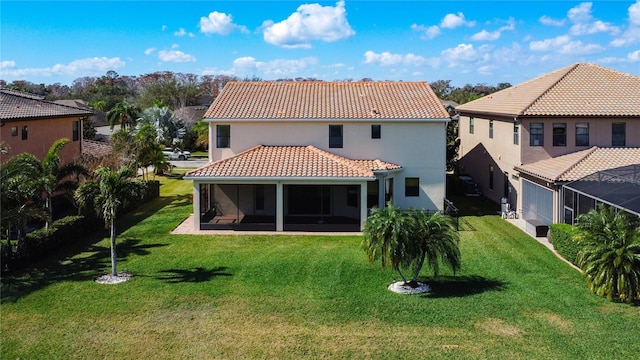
[2,177,638,359]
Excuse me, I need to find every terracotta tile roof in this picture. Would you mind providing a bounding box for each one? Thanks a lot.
[0,89,94,121]
[185,145,401,179]
[515,147,640,182]
[82,140,113,158]
[204,81,450,120]
[456,63,640,117]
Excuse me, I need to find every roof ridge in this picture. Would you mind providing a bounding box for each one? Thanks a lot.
[556,145,600,179]
[306,145,372,176]
[521,63,580,115]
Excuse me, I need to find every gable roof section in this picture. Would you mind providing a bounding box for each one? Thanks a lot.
[0,89,94,121]
[515,147,640,182]
[204,81,450,120]
[456,63,640,117]
[185,145,401,179]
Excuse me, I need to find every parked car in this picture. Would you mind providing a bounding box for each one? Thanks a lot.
[162,148,191,160]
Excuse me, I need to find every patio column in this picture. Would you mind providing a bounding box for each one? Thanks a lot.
[378,176,386,208]
[192,181,201,231]
[276,182,283,231]
[360,183,367,231]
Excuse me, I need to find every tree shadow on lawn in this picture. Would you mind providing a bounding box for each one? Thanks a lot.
[418,275,507,298]
[115,194,192,236]
[156,266,232,283]
[0,238,168,304]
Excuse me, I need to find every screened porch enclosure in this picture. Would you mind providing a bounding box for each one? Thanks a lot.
[199,183,370,231]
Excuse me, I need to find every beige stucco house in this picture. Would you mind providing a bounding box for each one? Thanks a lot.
[184,81,450,232]
[0,89,93,164]
[456,63,640,228]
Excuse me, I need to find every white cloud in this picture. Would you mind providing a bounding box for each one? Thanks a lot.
[203,56,319,78]
[440,12,475,29]
[567,2,619,35]
[174,28,195,37]
[441,44,481,66]
[0,57,125,78]
[362,51,439,68]
[628,49,640,61]
[144,48,156,55]
[478,65,495,75]
[558,40,604,55]
[472,30,501,41]
[539,15,565,26]
[1,60,16,69]
[529,35,571,51]
[411,24,441,40]
[611,0,640,47]
[263,1,354,48]
[199,11,248,35]
[158,50,196,62]
[162,25,168,31]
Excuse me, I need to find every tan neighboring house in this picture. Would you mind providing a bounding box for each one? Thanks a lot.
[184,81,450,232]
[456,63,640,229]
[0,89,93,164]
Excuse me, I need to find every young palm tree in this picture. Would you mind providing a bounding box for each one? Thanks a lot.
[75,166,146,276]
[107,101,140,130]
[574,204,640,303]
[411,210,461,284]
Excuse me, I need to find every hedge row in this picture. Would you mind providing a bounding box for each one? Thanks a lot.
[548,223,582,266]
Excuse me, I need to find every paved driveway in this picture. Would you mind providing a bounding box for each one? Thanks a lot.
[169,158,208,169]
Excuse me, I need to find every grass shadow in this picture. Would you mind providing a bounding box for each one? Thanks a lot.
[419,275,507,298]
[156,266,232,283]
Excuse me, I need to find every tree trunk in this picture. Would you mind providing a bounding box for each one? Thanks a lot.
[110,220,117,276]
[412,254,426,282]
[46,196,52,230]
[395,267,408,283]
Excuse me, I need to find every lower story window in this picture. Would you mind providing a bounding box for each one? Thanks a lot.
[405,177,419,197]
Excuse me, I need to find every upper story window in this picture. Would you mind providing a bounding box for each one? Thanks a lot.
[371,124,381,139]
[216,125,230,148]
[21,126,28,140]
[469,117,475,134]
[72,121,80,141]
[612,122,626,147]
[530,123,543,146]
[489,120,494,139]
[576,123,589,146]
[553,123,566,146]
[11,126,18,136]
[329,125,343,148]
[513,123,519,145]
[405,177,419,197]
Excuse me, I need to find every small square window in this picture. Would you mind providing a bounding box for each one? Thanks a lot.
[329,125,343,148]
[405,177,419,197]
[530,123,543,146]
[553,123,566,146]
[371,124,381,139]
[11,126,18,136]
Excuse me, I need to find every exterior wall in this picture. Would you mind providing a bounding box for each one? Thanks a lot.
[208,119,448,211]
[457,115,522,209]
[0,116,82,164]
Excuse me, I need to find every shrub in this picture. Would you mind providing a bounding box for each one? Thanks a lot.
[549,223,581,265]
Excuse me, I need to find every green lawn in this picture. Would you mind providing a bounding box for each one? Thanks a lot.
[1,176,638,359]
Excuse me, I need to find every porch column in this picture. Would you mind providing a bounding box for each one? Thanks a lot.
[360,183,367,231]
[276,182,283,231]
[192,181,201,231]
[378,176,386,208]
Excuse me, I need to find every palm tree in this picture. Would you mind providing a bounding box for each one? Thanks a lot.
[31,138,89,229]
[362,203,461,289]
[75,166,146,276]
[191,120,209,151]
[574,204,640,303]
[107,101,140,130]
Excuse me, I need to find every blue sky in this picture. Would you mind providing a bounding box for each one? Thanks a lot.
[1,0,639,87]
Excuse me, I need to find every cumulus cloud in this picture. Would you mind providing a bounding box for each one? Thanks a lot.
[174,28,195,37]
[362,51,439,68]
[472,30,501,41]
[411,24,441,40]
[263,1,354,48]
[441,44,482,66]
[440,12,475,29]
[1,60,16,69]
[529,34,604,55]
[0,57,125,79]
[158,48,196,62]
[539,15,565,26]
[199,11,248,35]
[628,49,640,61]
[611,0,640,47]
[203,56,319,78]
[144,48,156,55]
[529,35,571,51]
[567,2,619,35]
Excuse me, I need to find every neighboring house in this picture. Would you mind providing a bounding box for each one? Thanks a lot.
[0,89,93,164]
[184,81,450,232]
[173,105,207,126]
[456,63,640,228]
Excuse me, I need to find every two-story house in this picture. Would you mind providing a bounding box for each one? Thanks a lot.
[456,63,640,227]
[1,89,94,164]
[184,81,450,232]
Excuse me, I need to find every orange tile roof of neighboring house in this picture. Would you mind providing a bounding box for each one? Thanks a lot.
[0,89,94,121]
[515,147,640,182]
[82,140,113,158]
[455,63,640,117]
[204,81,450,120]
[186,145,401,179]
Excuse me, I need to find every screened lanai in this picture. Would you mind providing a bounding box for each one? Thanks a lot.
[562,164,640,224]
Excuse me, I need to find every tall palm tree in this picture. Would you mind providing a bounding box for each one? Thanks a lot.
[574,204,640,303]
[75,166,146,276]
[31,138,89,229]
[107,101,140,130]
